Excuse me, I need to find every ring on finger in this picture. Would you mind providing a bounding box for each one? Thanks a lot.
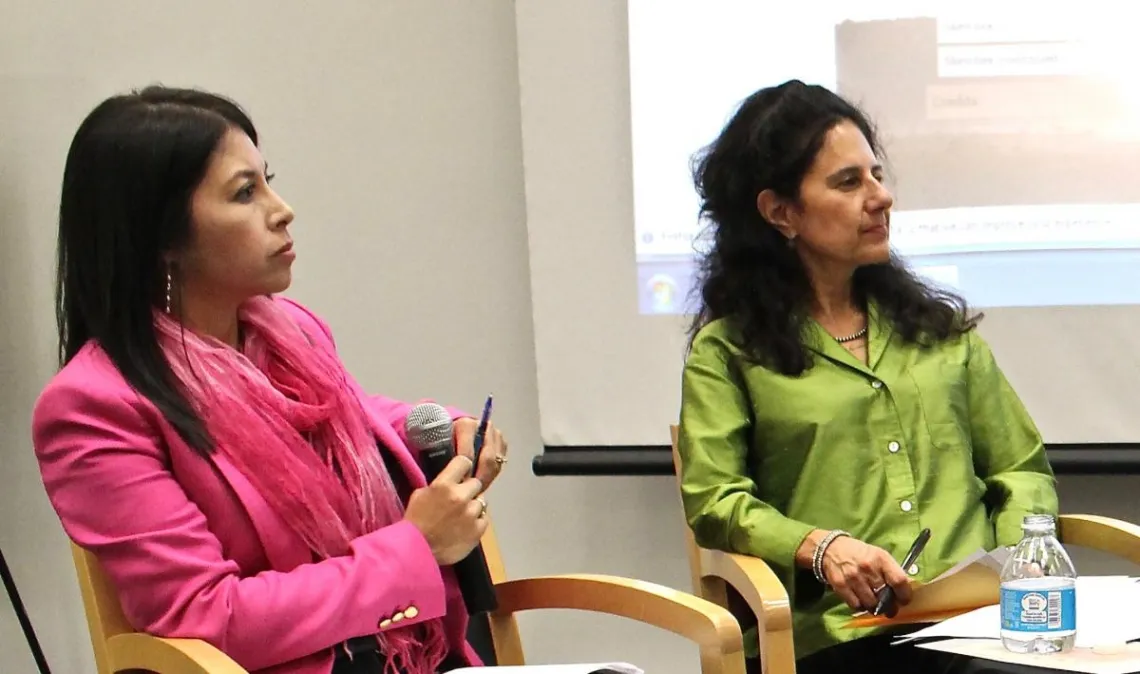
[475,496,487,517]
[494,455,507,465]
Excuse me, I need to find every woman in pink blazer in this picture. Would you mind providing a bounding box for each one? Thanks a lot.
[32,86,508,674]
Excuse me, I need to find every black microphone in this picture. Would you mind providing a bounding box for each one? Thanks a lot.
[405,402,498,614]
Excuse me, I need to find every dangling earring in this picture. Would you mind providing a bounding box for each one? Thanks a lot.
[787,235,797,248]
[164,267,173,314]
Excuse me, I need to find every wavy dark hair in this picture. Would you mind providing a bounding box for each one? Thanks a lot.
[56,85,259,454]
[688,80,979,375]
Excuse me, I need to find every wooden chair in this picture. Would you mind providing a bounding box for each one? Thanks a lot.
[669,424,1140,674]
[71,517,747,674]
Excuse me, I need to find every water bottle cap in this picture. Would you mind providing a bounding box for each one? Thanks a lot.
[1021,513,1056,533]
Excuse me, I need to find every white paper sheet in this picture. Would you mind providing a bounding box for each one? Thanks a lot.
[917,639,1140,674]
[927,546,1011,584]
[893,576,1140,649]
[448,663,643,674]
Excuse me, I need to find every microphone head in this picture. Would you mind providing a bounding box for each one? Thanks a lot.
[405,402,454,452]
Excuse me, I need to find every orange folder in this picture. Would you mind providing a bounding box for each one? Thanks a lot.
[844,549,1006,629]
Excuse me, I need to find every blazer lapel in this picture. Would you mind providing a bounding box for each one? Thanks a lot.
[207,452,312,571]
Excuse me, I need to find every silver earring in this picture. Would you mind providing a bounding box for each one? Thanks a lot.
[164,270,172,314]
[787,235,796,248]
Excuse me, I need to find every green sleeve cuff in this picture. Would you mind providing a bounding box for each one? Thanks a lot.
[734,513,816,571]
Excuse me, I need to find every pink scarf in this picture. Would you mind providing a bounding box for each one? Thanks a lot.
[155,296,447,674]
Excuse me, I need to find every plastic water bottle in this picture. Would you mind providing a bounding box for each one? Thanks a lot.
[999,514,1077,654]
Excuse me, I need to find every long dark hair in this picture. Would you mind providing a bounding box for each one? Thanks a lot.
[688,80,978,374]
[56,85,259,453]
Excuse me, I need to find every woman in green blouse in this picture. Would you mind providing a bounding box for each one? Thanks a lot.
[677,80,1058,674]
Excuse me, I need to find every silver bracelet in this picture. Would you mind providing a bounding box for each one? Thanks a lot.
[812,529,850,586]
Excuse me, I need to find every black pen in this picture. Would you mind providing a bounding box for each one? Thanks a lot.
[471,394,493,465]
[873,527,931,617]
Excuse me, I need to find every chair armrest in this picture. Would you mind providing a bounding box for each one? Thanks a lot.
[699,548,791,633]
[698,548,797,674]
[1060,514,1140,566]
[107,634,249,674]
[494,574,744,663]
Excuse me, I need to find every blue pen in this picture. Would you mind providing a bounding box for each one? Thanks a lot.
[472,394,494,464]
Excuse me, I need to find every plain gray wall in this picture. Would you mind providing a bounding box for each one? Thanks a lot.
[1,2,1137,673]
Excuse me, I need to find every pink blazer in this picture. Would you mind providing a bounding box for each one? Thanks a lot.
[31,297,480,674]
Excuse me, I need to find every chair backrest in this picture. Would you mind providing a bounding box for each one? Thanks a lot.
[671,425,710,597]
[479,516,529,666]
[71,543,131,674]
[1057,514,1140,566]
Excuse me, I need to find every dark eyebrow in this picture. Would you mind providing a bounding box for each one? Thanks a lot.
[826,163,883,185]
[227,164,270,185]
[228,169,259,184]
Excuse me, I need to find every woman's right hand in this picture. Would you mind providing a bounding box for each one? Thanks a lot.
[820,536,913,614]
[404,455,488,566]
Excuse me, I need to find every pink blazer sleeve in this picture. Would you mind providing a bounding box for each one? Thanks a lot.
[33,371,448,672]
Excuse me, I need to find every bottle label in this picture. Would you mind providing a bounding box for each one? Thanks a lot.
[1000,585,1076,632]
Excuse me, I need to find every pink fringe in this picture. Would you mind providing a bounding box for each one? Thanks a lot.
[155,297,447,674]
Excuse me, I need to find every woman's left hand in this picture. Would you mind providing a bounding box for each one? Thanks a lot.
[453,417,508,492]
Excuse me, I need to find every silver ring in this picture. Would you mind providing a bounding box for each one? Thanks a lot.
[475,496,487,517]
